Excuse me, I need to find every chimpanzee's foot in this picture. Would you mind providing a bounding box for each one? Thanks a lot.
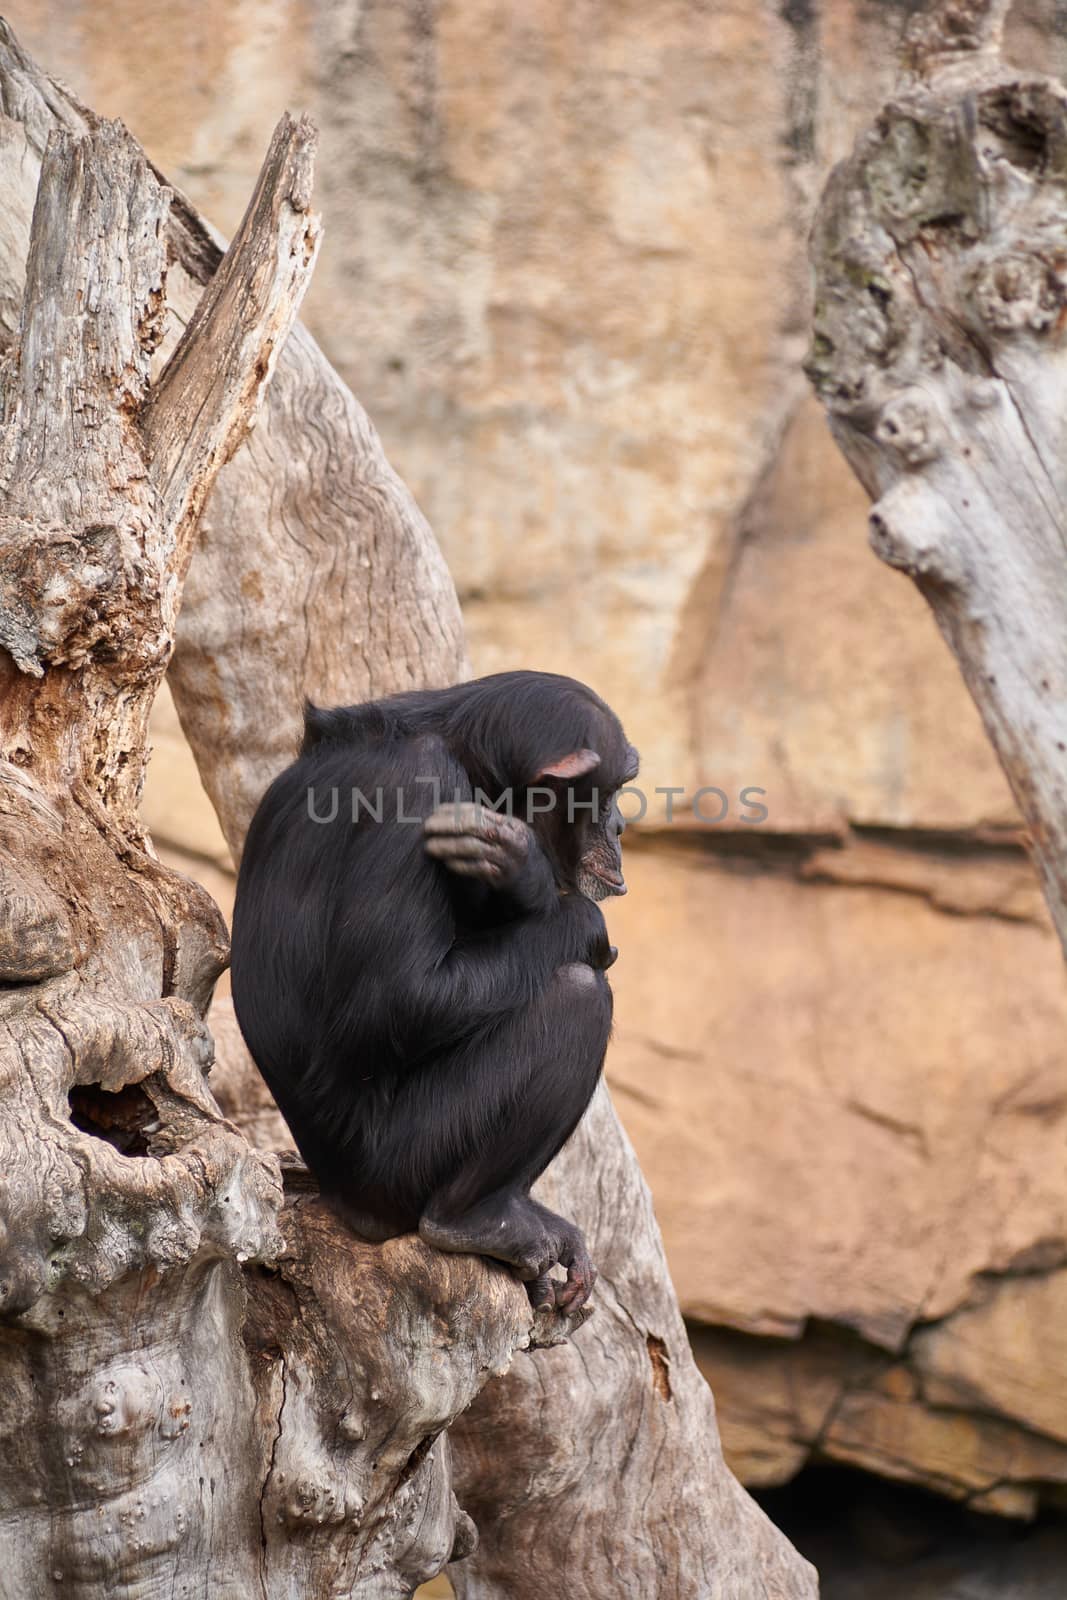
[419,1191,534,1262]
[525,1249,597,1315]
[522,1204,597,1313]
[419,1191,597,1313]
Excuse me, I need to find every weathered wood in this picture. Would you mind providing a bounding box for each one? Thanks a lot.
[448,1086,819,1598]
[0,70,547,1599]
[143,113,320,585]
[808,0,1067,951]
[0,18,468,861]
[0,20,817,1598]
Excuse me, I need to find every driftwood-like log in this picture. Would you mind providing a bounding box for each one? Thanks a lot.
[808,0,1067,950]
[0,21,816,1598]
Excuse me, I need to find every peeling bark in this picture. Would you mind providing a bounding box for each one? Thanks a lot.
[808,0,1067,952]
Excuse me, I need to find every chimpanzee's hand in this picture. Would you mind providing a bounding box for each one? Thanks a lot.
[423,802,530,882]
[424,803,556,912]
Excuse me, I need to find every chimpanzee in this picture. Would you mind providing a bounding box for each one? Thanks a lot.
[230,671,639,1312]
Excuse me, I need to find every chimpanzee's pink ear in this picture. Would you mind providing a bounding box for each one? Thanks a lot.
[536,748,601,781]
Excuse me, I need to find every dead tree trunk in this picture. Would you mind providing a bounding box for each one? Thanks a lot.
[0,86,538,1600]
[0,22,816,1598]
[808,0,1067,954]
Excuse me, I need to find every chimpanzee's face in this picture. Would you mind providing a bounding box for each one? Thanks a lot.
[576,743,639,902]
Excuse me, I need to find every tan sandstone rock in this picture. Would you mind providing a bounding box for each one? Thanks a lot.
[605,847,1067,1350]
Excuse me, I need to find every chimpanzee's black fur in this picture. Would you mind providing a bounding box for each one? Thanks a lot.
[230,670,637,1310]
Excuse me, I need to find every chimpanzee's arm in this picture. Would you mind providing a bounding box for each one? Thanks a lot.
[386,884,611,1057]
[379,802,613,1048]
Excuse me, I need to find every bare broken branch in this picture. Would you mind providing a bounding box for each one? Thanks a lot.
[0,123,168,693]
[808,0,1067,950]
[143,112,321,577]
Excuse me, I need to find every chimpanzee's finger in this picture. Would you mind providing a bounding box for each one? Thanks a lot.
[556,1258,597,1313]
[424,835,510,866]
[424,802,478,831]
[424,804,528,851]
[424,802,500,836]
[430,858,504,880]
[555,1234,597,1313]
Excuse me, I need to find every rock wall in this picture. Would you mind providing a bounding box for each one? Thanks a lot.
[14,0,1067,1522]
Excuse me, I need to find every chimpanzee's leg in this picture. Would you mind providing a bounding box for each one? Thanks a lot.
[418,962,612,1311]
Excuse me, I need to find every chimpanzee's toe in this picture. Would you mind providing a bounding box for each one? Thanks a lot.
[556,1248,597,1313]
[525,1273,557,1313]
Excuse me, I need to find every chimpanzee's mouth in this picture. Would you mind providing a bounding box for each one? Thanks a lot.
[596,868,627,895]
